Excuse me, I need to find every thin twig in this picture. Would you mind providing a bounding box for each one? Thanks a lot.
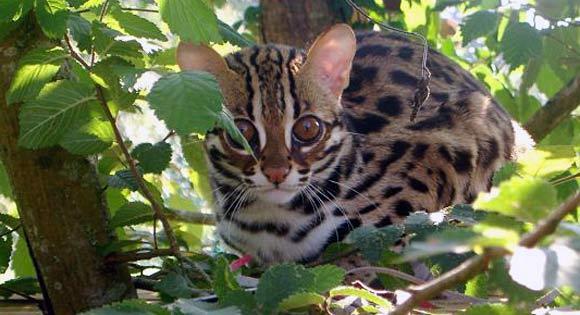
[347,266,424,285]
[64,34,89,69]
[165,208,216,225]
[549,172,580,186]
[0,287,40,303]
[162,130,176,142]
[121,7,159,13]
[390,192,580,315]
[89,0,110,67]
[106,249,174,264]
[0,224,21,238]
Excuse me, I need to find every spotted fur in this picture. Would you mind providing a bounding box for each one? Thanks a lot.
[181,27,532,265]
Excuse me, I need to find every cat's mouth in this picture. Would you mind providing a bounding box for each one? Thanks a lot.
[254,185,301,204]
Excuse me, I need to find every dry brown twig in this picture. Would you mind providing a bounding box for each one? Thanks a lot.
[389,192,580,315]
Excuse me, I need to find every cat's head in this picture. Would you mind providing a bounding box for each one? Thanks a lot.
[177,24,356,205]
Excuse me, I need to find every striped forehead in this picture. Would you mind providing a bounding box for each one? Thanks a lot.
[225,45,306,121]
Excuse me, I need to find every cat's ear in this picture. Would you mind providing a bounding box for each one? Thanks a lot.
[176,42,235,84]
[302,24,356,98]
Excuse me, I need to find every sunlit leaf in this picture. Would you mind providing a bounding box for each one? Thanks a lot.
[34,0,69,39]
[157,0,222,44]
[278,292,325,311]
[329,286,392,310]
[18,80,98,148]
[68,14,93,52]
[109,6,167,41]
[501,22,543,69]
[461,11,499,45]
[6,47,68,104]
[92,22,143,59]
[60,119,114,155]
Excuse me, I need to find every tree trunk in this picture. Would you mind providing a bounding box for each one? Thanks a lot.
[0,17,136,315]
[260,0,343,47]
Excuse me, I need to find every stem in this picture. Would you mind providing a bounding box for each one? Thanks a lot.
[121,7,159,13]
[95,86,180,256]
[0,224,21,238]
[390,192,580,314]
[550,172,580,186]
[165,208,216,225]
[106,249,175,264]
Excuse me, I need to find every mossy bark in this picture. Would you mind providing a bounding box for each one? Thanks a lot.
[0,17,136,315]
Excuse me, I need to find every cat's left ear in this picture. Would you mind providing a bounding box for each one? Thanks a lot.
[301,24,356,98]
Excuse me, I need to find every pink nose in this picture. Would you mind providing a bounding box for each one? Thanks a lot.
[263,166,289,184]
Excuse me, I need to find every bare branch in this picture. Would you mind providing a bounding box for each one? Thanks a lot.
[390,192,580,314]
[165,208,216,225]
[524,76,580,142]
[106,249,174,264]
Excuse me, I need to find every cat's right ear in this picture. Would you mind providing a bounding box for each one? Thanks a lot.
[176,42,235,84]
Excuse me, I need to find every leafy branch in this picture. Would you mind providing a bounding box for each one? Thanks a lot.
[63,35,181,257]
[390,192,580,315]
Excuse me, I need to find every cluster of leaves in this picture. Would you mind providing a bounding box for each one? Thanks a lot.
[0,0,578,314]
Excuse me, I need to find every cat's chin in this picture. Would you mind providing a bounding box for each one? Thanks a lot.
[256,188,298,205]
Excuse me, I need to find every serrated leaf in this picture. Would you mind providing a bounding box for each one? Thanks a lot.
[108,169,140,191]
[6,47,68,104]
[18,80,98,148]
[492,162,518,186]
[213,256,240,302]
[461,11,499,46]
[109,6,167,41]
[109,202,153,228]
[346,225,403,262]
[0,277,40,299]
[34,0,69,39]
[278,292,324,311]
[91,57,139,109]
[501,22,543,69]
[173,299,241,315]
[221,290,257,315]
[81,299,171,315]
[446,204,486,225]
[148,71,222,136]
[157,0,222,44]
[218,20,253,47]
[329,286,392,310]
[474,177,557,223]
[255,264,314,314]
[215,109,253,155]
[309,265,345,293]
[68,14,92,52]
[60,119,114,155]
[92,22,143,59]
[132,142,172,174]
[517,145,576,179]
[77,0,104,10]
[154,272,195,299]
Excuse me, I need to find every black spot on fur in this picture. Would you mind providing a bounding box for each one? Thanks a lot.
[408,177,429,193]
[358,203,380,214]
[390,70,418,86]
[375,215,393,227]
[407,106,454,131]
[412,143,429,159]
[383,186,403,198]
[356,44,391,58]
[362,151,375,164]
[394,200,414,216]
[477,138,499,169]
[397,46,414,61]
[345,112,389,134]
[438,145,453,162]
[376,95,403,117]
[431,92,449,103]
[208,146,226,161]
[291,213,326,242]
[452,150,473,174]
[344,95,366,104]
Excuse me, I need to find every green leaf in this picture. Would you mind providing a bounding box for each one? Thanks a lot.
[501,22,543,69]
[109,202,153,228]
[517,145,576,179]
[329,286,392,310]
[213,256,240,301]
[6,47,68,104]
[81,299,171,315]
[221,290,257,315]
[346,225,403,262]
[215,109,253,155]
[109,6,167,41]
[278,292,325,311]
[0,0,22,21]
[34,0,69,39]
[255,264,314,314]
[0,224,13,274]
[172,299,241,315]
[148,71,222,136]
[464,273,489,298]
[474,177,557,223]
[154,272,195,299]
[492,162,518,186]
[77,0,105,10]
[182,138,213,203]
[60,119,114,155]
[488,259,540,302]
[218,20,253,47]
[132,142,173,174]
[108,169,140,191]
[18,80,98,149]
[93,22,143,59]
[0,162,13,198]
[0,277,40,299]
[461,11,499,46]
[91,57,139,109]
[68,14,92,52]
[309,265,345,293]
[157,0,222,44]
[12,236,36,277]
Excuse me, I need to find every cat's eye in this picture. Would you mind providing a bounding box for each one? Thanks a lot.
[226,119,257,150]
[293,116,323,144]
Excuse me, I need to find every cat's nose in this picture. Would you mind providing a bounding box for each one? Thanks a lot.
[263,166,290,184]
